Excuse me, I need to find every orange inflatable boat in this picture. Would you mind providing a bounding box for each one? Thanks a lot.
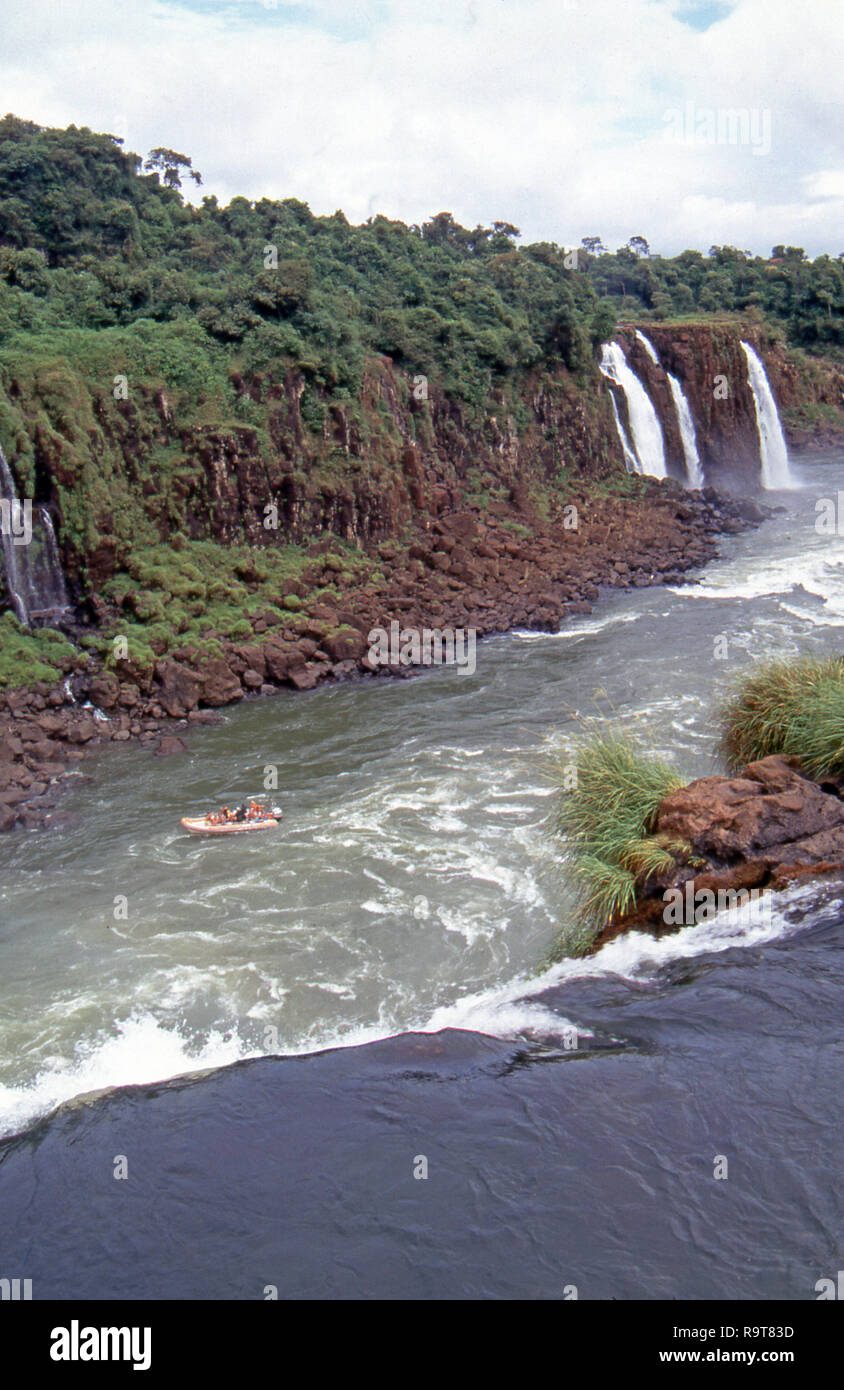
[180,811,283,835]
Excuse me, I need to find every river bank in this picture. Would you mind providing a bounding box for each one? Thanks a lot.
[0,480,764,832]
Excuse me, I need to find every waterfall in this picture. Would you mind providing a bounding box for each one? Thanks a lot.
[666,373,705,488]
[740,342,793,489]
[632,332,705,489]
[599,342,667,480]
[608,393,641,474]
[635,329,660,365]
[0,444,69,626]
[0,448,29,624]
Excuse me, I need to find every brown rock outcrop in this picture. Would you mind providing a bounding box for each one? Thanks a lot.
[154,660,202,718]
[593,755,844,950]
[656,755,844,862]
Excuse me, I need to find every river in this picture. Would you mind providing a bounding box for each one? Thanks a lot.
[1,451,843,1298]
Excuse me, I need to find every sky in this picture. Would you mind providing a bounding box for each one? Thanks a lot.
[1,0,842,257]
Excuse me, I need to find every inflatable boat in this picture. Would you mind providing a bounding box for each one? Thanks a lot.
[181,812,283,835]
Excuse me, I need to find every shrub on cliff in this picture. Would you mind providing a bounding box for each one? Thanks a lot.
[721,655,844,777]
[553,733,684,938]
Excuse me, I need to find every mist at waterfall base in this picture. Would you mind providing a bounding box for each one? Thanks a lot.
[1,451,842,1299]
[600,336,793,491]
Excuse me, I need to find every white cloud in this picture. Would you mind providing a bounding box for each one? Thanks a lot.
[0,0,841,256]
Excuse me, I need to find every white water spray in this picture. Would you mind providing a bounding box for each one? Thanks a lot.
[740,342,794,489]
[599,342,667,480]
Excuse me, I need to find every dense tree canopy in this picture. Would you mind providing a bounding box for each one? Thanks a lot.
[0,115,842,422]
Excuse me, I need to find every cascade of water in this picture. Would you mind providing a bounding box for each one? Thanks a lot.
[37,507,70,613]
[633,331,705,489]
[0,447,30,623]
[634,329,660,365]
[599,342,667,479]
[608,393,640,474]
[0,444,70,625]
[740,341,794,489]
[667,373,705,488]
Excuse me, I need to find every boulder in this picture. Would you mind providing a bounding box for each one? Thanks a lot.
[287,663,317,691]
[88,673,121,709]
[66,718,99,745]
[263,644,299,683]
[233,644,267,680]
[656,755,844,863]
[153,661,201,719]
[198,659,242,707]
[322,627,367,663]
[35,714,67,737]
[155,735,187,757]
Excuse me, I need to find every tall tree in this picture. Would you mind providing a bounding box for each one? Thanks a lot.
[144,148,202,190]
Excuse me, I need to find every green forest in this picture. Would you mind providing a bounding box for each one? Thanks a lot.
[1,115,843,424]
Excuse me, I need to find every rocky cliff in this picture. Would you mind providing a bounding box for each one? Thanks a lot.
[2,322,841,620]
[3,315,841,832]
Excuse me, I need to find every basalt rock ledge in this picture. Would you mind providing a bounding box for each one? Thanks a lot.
[592,755,844,950]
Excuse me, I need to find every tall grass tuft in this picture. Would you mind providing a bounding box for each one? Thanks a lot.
[553,733,685,934]
[721,655,844,778]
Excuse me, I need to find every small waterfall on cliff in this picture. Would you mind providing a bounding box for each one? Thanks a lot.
[740,342,794,489]
[0,445,69,625]
[666,373,705,488]
[599,342,667,480]
[608,394,640,474]
[633,331,705,489]
[634,329,660,365]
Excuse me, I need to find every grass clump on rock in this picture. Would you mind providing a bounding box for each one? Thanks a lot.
[721,655,844,778]
[553,732,685,942]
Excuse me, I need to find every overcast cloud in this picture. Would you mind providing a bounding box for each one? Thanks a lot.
[1,0,841,256]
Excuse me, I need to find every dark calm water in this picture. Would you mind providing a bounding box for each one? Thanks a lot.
[1,453,843,1298]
